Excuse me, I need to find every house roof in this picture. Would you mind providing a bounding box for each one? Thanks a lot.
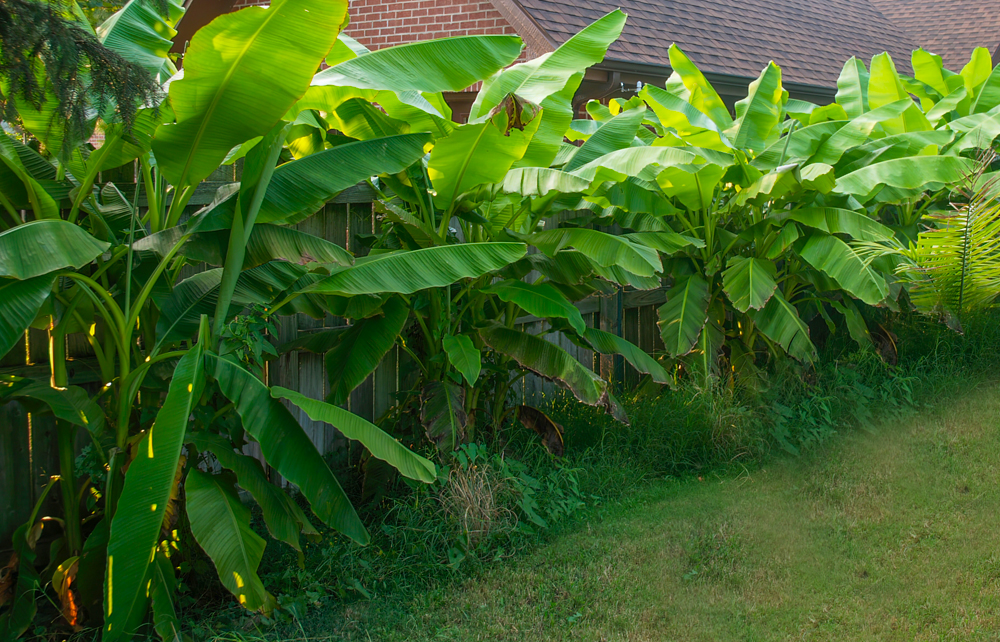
[868,0,1000,70]
[513,0,918,88]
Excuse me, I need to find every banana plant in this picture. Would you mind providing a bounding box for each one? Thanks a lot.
[271,11,680,458]
[548,46,992,385]
[0,0,450,637]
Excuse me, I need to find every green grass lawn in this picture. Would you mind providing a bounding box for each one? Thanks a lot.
[322,380,1000,641]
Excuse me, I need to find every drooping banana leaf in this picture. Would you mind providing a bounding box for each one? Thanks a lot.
[522,228,662,277]
[190,432,318,552]
[479,321,616,415]
[185,469,275,612]
[104,338,206,641]
[0,275,57,358]
[657,274,710,357]
[419,381,467,452]
[748,292,816,362]
[833,156,975,200]
[207,353,368,544]
[305,243,527,296]
[484,280,586,334]
[272,387,437,482]
[798,232,889,305]
[258,134,431,225]
[0,220,109,279]
[323,296,407,406]
[774,207,895,242]
[581,327,670,384]
[722,256,778,312]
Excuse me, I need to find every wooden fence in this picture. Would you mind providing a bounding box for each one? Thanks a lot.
[0,168,667,545]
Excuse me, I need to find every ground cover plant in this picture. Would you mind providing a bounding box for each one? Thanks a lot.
[1,0,1000,639]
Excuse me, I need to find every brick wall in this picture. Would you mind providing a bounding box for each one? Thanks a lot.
[230,0,520,51]
[346,0,516,49]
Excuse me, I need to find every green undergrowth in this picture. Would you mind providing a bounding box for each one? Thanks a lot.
[177,310,1000,641]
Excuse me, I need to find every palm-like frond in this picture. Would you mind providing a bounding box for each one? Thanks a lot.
[910,150,1000,318]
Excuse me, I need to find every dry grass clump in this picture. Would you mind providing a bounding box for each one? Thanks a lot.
[439,462,517,547]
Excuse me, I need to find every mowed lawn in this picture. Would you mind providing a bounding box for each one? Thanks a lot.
[350,381,1000,641]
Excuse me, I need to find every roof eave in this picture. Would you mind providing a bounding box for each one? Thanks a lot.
[595,57,838,103]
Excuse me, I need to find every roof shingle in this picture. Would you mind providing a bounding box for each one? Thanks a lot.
[516,0,918,88]
[869,0,1000,71]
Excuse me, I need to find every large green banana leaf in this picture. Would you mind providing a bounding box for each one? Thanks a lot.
[185,469,274,612]
[0,275,56,358]
[154,263,303,349]
[273,387,437,483]
[947,107,1000,153]
[243,225,353,269]
[428,116,540,210]
[420,381,466,452]
[726,62,784,154]
[475,11,626,167]
[722,256,777,312]
[639,84,730,149]
[331,98,409,140]
[798,233,889,305]
[581,327,670,384]
[324,297,407,406]
[104,341,206,641]
[442,334,480,385]
[666,45,734,129]
[0,141,60,219]
[808,99,918,165]
[752,121,843,170]
[657,274,710,357]
[97,0,184,83]
[868,53,932,134]
[471,10,626,116]
[833,156,975,200]
[485,280,586,334]
[0,220,109,279]
[961,48,994,100]
[569,145,724,184]
[152,0,348,188]
[749,292,816,362]
[775,207,895,242]
[499,168,592,197]
[190,433,317,552]
[523,228,662,277]
[479,321,614,413]
[563,106,647,171]
[313,35,522,93]
[150,550,183,642]
[972,65,1000,114]
[835,57,870,118]
[655,162,728,212]
[208,353,368,544]
[259,133,430,225]
[306,243,527,296]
